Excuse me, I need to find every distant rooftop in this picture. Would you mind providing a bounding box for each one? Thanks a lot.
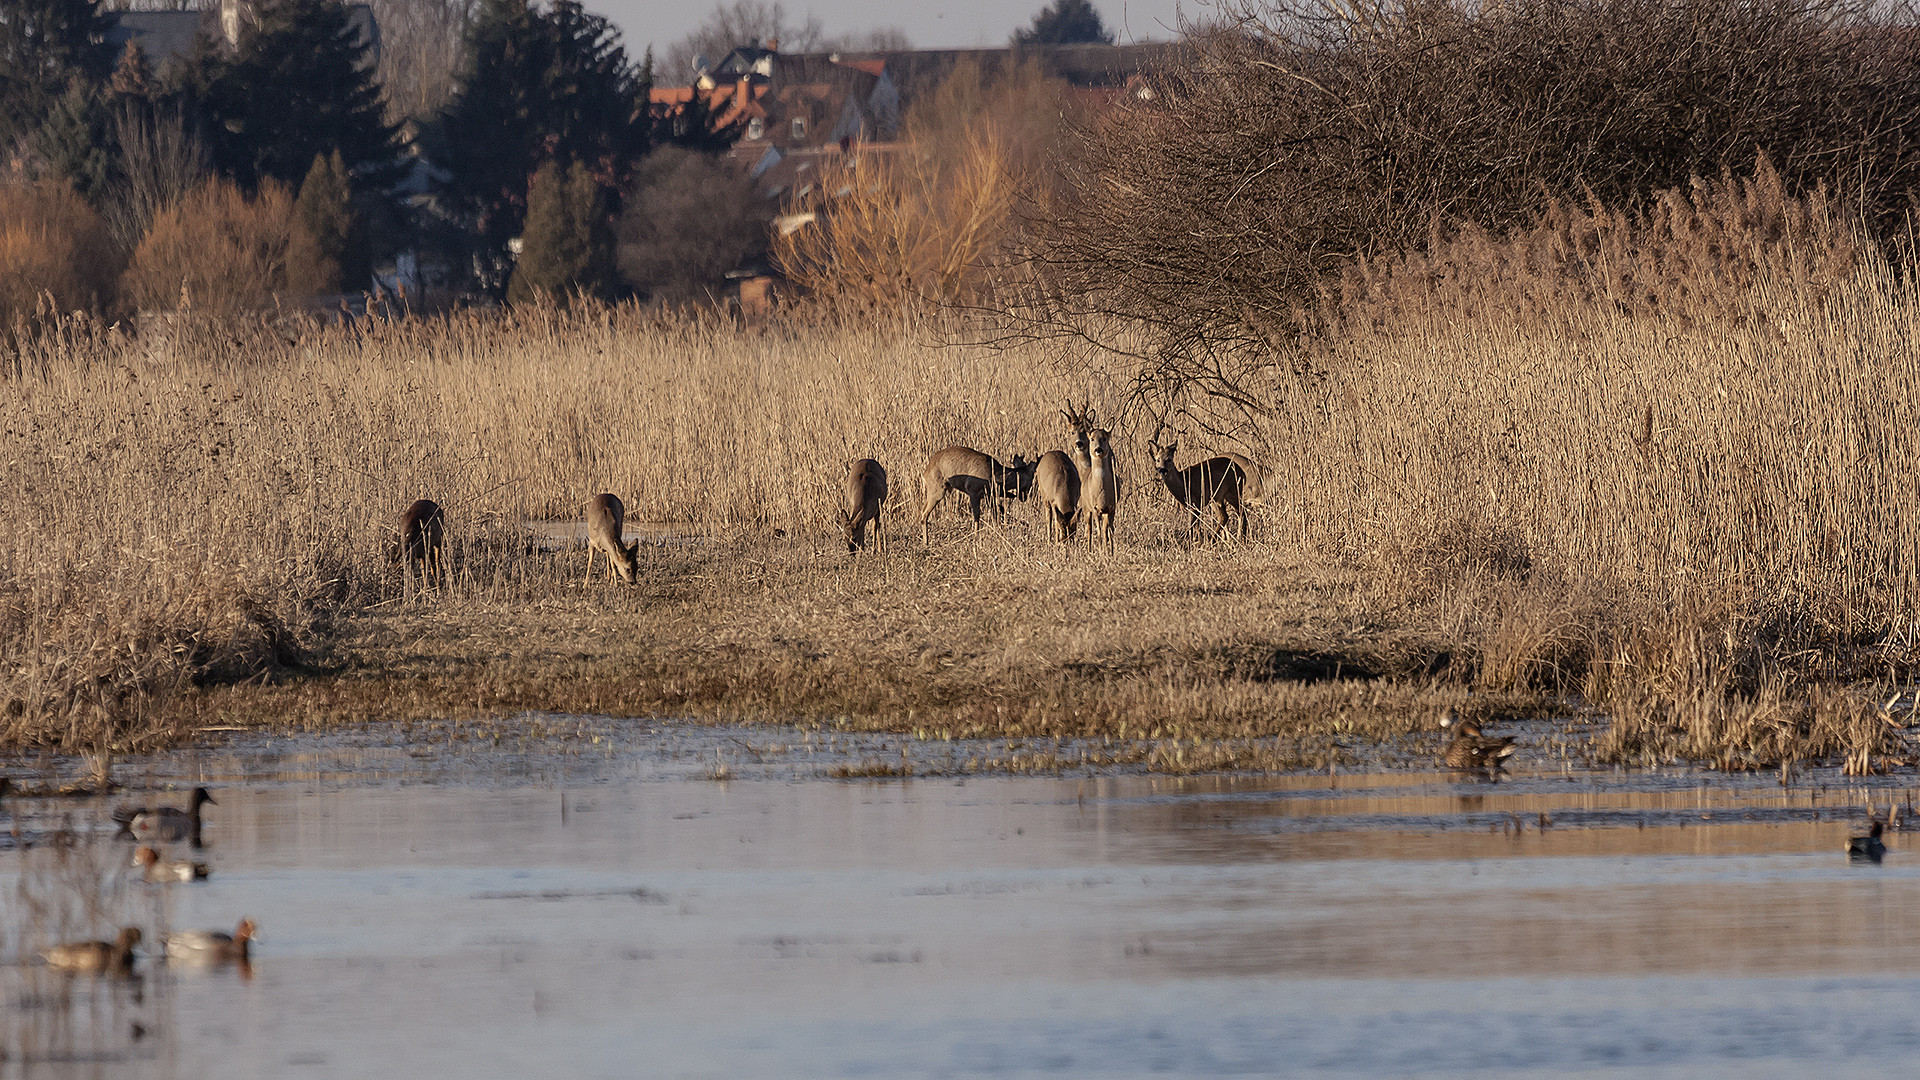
[103,4,381,73]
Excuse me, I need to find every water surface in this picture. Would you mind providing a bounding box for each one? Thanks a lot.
[4,722,1918,1079]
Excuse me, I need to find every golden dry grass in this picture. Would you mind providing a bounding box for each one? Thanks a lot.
[7,180,1920,774]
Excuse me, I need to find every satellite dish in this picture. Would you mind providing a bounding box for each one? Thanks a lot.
[692,53,708,75]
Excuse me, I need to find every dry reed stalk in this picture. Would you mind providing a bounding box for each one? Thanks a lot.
[8,187,1920,773]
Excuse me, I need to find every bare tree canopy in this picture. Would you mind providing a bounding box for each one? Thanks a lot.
[1032,0,1920,392]
[659,1,908,85]
[662,1,825,82]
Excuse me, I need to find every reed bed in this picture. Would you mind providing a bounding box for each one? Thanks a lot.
[5,220,1920,771]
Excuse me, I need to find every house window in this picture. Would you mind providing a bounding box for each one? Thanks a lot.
[747,117,764,140]
[791,117,807,140]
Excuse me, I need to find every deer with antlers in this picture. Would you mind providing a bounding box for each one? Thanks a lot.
[1063,401,1119,550]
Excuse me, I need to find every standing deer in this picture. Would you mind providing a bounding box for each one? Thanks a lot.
[841,458,888,553]
[1222,452,1268,508]
[1064,401,1120,551]
[1152,442,1248,541]
[398,498,444,587]
[1083,427,1119,550]
[1033,450,1081,543]
[918,446,1037,544]
[585,493,640,583]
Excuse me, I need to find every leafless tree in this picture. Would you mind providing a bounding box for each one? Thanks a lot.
[103,102,213,250]
[660,1,826,85]
[617,147,765,303]
[369,0,473,124]
[1024,0,1920,420]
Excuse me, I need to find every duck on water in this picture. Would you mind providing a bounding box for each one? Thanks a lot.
[113,786,216,846]
[43,927,142,975]
[1849,821,1888,863]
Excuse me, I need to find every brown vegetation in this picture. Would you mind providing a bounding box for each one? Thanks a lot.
[119,178,294,312]
[6,159,1920,777]
[771,58,1072,309]
[0,181,120,333]
[1035,0,1920,393]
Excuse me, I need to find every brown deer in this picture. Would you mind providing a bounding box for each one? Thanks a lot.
[841,458,888,553]
[1152,442,1247,541]
[1033,450,1081,543]
[398,498,445,586]
[918,446,1037,543]
[1063,401,1120,550]
[1083,427,1119,550]
[585,493,640,583]
[1222,453,1267,509]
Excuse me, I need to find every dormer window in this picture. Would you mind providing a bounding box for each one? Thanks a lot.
[747,117,764,140]
[791,117,807,140]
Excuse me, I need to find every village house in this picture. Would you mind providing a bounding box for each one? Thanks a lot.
[648,40,1172,316]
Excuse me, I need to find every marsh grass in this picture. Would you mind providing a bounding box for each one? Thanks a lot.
[8,173,1920,772]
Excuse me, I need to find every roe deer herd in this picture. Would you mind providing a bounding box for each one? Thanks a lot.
[392,407,1262,587]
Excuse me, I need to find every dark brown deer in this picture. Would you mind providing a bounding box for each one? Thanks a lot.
[1151,442,1247,541]
[841,458,888,553]
[398,498,445,586]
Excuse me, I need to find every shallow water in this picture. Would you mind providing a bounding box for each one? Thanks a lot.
[5,722,1920,1078]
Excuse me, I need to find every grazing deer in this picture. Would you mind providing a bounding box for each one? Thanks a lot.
[1033,450,1081,543]
[585,493,640,583]
[1152,442,1247,541]
[398,498,444,586]
[918,446,1038,543]
[842,458,888,553]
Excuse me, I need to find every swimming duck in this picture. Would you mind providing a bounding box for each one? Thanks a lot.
[165,918,255,965]
[1440,710,1519,771]
[113,787,216,845]
[44,927,141,975]
[133,845,210,883]
[1848,821,1888,863]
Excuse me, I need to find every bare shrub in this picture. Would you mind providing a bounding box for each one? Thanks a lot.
[771,59,1071,310]
[1037,0,1920,369]
[0,181,121,329]
[616,147,764,303]
[120,177,295,312]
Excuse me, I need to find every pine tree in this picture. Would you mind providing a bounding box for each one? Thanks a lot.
[506,160,618,304]
[0,0,114,145]
[436,0,650,293]
[184,0,402,192]
[1013,0,1114,46]
[37,78,116,203]
[288,150,365,293]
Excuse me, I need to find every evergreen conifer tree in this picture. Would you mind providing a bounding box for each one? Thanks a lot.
[36,78,116,202]
[506,160,617,304]
[437,0,651,292]
[288,150,364,293]
[0,0,113,145]
[108,40,155,102]
[1013,0,1114,45]
[184,0,402,192]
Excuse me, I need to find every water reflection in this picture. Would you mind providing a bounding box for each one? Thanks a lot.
[2,726,1919,1078]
